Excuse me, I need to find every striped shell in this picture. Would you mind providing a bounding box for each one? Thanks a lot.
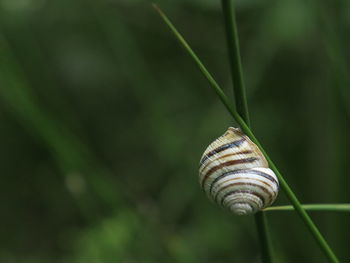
[199,127,279,215]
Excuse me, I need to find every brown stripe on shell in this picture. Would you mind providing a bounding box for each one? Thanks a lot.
[220,189,265,208]
[200,157,258,188]
[220,191,262,211]
[199,138,246,166]
[214,182,272,206]
[199,150,253,172]
[207,168,278,190]
[210,177,275,200]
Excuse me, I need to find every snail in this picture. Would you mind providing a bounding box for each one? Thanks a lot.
[199,127,279,215]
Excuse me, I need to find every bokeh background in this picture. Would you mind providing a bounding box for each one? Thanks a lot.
[1,0,350,262]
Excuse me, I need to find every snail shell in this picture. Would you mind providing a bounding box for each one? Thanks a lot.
[199,127,279,215]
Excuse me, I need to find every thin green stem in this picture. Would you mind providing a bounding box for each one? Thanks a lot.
[221,0,250,124]
[152,4,238,120]
[221,1,271,262]
[254,212,273,263]
[153,5,339,263]
[238,120,339,263]
[265,204,350,212]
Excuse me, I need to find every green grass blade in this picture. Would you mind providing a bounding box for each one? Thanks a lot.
[152,4,240,123]
[153,5,339,263]
[221,0,250,125]
[221,1,272,262]
[254,212,273,263]
[265,204,350,212]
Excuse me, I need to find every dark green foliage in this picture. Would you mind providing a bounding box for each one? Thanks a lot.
[0,0,349,262]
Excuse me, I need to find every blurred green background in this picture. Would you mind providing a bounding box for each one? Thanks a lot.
[1,0,350,262]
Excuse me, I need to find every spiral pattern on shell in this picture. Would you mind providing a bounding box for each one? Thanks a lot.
[199,127,279,215]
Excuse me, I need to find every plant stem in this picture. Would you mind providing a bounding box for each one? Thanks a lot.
[265,204,350,212]
[255,212,273,263]
[221,0,250,124]
[221,1,272,262]
[238,120,339,263]
[153,5,339,262]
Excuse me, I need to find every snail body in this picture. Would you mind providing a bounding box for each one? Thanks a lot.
[199,127,279,215]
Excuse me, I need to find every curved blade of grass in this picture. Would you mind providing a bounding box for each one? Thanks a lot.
[152,4,238,121]
[265,204,350,212]
[153,5,339,263]
[221,1,271,262]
